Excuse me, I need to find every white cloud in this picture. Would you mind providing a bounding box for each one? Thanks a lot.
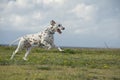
[16,0,28,7]
[74,29,86,34]
[9,15,26,25]
[0,1,8,10]
[7,0,21,8]
[6,0,35,10]
[6,13,44,31]
[74,25,97,35]
[32,11,43,20]
[42,0,65,5]
[0,0,45,31]
[71,3,97,21]
[0,0,120,48]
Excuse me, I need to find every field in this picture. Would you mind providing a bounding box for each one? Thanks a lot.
[0,46,120,80]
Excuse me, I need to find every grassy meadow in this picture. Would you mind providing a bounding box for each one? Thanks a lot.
[0,45,120,80]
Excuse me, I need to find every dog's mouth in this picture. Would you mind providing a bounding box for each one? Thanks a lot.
[57,29,62,34]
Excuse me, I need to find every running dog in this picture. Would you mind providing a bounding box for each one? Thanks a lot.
[10,20,65,60]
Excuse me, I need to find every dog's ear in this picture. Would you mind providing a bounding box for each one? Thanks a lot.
[50,20,56,26]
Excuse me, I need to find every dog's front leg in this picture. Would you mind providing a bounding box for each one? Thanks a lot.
[57,47,64,51]
[51,43,64,52]
[41,40,52,50]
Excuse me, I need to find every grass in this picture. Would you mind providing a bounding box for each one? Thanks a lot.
[0,45,120,80]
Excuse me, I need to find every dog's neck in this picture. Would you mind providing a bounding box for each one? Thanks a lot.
[44,26,55,34]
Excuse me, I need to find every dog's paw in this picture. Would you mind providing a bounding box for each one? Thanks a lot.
[59,49,64,52]
[23,57,28,61]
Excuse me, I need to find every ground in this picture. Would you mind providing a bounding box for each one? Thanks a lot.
[0,46,120,80]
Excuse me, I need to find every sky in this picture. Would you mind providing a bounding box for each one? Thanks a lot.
[0,0,120,48]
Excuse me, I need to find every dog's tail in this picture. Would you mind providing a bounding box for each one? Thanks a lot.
[9,37,21,46]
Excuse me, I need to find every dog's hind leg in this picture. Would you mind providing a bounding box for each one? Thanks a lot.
[10,39,23,60]
[23,47,32,61]
[10,48,19,60]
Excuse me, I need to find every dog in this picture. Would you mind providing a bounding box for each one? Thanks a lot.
[10,20,65,60]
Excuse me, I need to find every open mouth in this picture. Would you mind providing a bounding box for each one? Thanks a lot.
[57,29,62,34]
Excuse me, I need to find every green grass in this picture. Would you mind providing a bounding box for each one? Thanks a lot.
[0,46,120,80]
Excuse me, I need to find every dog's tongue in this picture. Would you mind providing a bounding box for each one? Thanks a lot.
[57,29,62,34]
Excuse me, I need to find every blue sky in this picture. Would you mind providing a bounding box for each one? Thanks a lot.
[0,0,120,48]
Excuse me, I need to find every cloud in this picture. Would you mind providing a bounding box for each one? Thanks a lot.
[0,0,120,48]
[74,26,97,35]
[7,0,31,9]
[71,3,97,21]
[0,0,46,31]
[32,11,43,20]
[42,0,66,5]
[9,15,27,25]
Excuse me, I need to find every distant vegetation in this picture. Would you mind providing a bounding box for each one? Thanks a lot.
[0,46,120,80]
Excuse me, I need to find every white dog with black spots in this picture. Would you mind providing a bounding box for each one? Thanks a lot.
[10,20,65,60]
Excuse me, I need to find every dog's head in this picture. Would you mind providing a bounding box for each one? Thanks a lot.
[50,20,65,34]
